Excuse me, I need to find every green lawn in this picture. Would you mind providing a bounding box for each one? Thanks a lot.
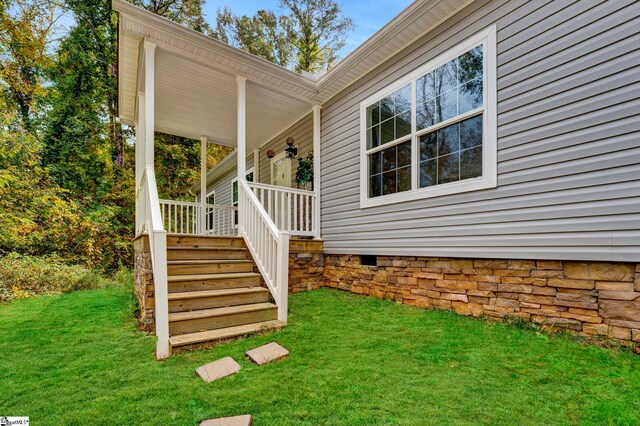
[1,286,639,425]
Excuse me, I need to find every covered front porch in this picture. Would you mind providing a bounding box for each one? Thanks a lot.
[116,1,322,358]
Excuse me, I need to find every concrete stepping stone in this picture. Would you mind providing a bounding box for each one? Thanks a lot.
[200,415,252,426]
[245,342,289,365]
[196,357,240,383]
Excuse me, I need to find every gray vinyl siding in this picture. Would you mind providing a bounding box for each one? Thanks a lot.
[259,113,313,186]
[319,0,640,262]
[206,152,254,205]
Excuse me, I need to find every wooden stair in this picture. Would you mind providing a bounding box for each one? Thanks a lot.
[165,235,283,348]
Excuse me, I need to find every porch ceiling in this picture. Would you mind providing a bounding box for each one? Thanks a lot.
[118,30,314,148]
[115,0,472,147]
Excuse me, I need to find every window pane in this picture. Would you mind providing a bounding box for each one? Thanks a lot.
[369,151,381,175]
[395,110,411,139]
[417,100,435,130]
[381,118,395,145]
[438,152,459,184]
[369,174,382,198]
[416,73,435,104]
[460,115,483,150]
[397,166,411,192]
[435,89,457,123]
[460,146,482,180]
[395,84,411,113]
[438,124,459,157]
[369,85,415,147]
[369,142,412,198]
[382,145,397,171]
[459,77,483,115]
[419,159,437,188]
[458,46,483,84]
[415,44,484,130]
[246,172,254,182]
[232,181,238,204]
[417,114,483,189]
[382,170,396,195]
[366,102,380,128]
[380,95,394,121]
[419,132,437,161]
[397,141,411,168]
[367,124,380,149]
[434,61,457,96]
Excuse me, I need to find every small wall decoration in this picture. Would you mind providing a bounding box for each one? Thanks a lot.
[266,149,276,159]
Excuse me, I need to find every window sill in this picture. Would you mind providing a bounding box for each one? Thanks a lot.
[359,175,496,209]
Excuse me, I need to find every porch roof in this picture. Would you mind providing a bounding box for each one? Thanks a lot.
[114,0,470,147]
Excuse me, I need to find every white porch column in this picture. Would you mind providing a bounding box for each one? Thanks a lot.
[200,137,208,234]
[134,93,145,234]
[236,76,247,180]
[143,39,169,360]
[312,105,322,239]
[143,41,156,169]
[236,76,247,235]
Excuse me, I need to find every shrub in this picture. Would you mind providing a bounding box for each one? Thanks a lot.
[0,253,129,303]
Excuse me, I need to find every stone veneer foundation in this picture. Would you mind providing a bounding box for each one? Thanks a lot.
[134,236,155,331]
[323,255,640,346]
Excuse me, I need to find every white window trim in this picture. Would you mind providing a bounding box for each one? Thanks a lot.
[359,25,497,209]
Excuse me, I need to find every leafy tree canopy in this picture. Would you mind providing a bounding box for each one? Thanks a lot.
[212,0,354,73]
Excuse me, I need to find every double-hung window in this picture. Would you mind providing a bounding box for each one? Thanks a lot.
[360,26,497,208]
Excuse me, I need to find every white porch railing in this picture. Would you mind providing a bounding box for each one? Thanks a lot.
[249,182,318,238]
[159,199,236,236]
[136,166,170,359]
[238,179,289,322]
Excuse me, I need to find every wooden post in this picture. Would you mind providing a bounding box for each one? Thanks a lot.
[312,105,322,239]
[200,137,207,234]
[237,76,247,234]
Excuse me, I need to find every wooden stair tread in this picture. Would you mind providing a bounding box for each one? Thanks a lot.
[168,272,260,282]
[169,320,285,347]
[169,302,276,322]
[167,259,252,265]
[168,287,268,301]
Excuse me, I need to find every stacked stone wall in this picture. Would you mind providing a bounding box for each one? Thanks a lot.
[324,255,640,346]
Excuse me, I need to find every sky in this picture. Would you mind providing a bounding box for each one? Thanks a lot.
[202,0,413,60]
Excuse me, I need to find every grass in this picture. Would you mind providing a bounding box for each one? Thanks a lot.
[1,286,639,425]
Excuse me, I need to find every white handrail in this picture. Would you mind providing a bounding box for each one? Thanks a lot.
[248,182,318,238]
[238,179,289,322]
[159,199,236,235]
[139,166,170,359]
